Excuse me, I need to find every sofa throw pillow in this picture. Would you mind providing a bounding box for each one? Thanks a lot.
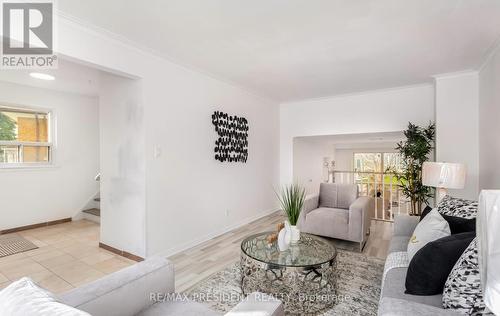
[407,209,451,261]
[0,277,90,316]
[421,206,476,234]
[437,195,478,219]
[443,238,489,315]
[405,231,475,295]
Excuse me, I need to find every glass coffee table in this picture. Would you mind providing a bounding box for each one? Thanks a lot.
[240,232,338,314]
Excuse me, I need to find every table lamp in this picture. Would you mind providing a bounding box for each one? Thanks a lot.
[422,162,467,202]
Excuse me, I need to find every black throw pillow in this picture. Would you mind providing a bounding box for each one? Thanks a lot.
[420,206,476,234]
[405,231,475,295]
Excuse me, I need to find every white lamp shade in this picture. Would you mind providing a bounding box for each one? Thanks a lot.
[478,190,500,315]
[422,162,466,189]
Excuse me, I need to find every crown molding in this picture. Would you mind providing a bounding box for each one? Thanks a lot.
[55,10,279,104]
[282,82,434,105]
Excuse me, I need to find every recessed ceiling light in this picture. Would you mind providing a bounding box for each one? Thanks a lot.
[29,72,55,81]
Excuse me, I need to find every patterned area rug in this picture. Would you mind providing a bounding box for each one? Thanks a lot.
[0,234,38,258]
[186,249,385,315]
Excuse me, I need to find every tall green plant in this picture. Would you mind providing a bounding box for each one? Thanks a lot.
[392,122,435,215]
[276,184,306,225]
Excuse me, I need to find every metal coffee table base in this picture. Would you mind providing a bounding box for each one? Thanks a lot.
[240,253,338,315]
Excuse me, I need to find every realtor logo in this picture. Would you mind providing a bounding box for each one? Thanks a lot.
[1,1,57,69]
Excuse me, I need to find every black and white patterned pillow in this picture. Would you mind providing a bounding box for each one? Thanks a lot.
[443,238,490,315]
[437,195,478,219]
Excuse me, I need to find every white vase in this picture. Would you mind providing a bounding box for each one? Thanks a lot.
[290,225,300,244]
[277,228,291,251]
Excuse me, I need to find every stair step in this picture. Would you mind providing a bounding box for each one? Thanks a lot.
[83,208,100,217]
[94,198,101,202]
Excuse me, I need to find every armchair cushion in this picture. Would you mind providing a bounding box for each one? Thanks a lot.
[318,183,359,209]
[319,183,338,208]
[337,184,359,209]
[304,207,349,238]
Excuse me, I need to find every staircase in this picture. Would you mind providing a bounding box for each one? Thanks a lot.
[82,196,100,223]
[82,173,101,223]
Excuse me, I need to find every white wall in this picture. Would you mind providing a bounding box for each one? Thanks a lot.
[99,74,146,257]
[143,71,279,256]
[280,84,435,185]
[435,72,480,200]
[0,81,99,230]
[479,48,500,190]
[56,15,280,257]
[292,139,334,194]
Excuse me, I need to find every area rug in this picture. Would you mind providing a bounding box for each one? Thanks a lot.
[185,249,385,316]
[0,234,38,258]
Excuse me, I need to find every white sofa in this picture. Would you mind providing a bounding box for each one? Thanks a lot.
[59,256,284,316]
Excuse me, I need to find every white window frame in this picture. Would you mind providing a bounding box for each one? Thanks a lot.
[0,104,55,169]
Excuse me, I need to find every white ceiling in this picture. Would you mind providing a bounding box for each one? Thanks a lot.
[59,0,500,101]
[0,58,100,96]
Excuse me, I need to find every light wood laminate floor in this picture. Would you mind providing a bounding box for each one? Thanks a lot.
[169,211,393,292]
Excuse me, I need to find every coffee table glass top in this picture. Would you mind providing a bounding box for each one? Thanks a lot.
[241,232,337,268]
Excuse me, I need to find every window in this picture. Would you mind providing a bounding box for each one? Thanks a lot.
[353,152,402,172]
[0,106,52,166]
[353,153,382,172]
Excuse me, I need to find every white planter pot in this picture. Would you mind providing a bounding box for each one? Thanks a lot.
[277,228,291,251]
[290,225,300,244]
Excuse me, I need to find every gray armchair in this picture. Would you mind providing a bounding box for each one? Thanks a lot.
[297,183,374,251]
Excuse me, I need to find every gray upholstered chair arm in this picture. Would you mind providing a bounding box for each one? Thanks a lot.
[348,196,374,242]
[303,194,319,214]
[393,215,420,237]
[378,297,461,316]
[226,292,284,316]
[297,194,319,228]
[59,256,175,316]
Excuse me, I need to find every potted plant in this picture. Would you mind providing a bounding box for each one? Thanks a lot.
[276,183,306,243]
[392,122,435,215]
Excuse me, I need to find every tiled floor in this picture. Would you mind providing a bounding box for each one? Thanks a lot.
[0,220,135,293]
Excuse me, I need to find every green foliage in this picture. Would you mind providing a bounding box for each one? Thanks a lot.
[0,112,17,141]
[276,183,306,225]
[391,122,435,215]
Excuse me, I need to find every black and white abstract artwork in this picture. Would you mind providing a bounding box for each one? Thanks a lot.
[211,111,249,163]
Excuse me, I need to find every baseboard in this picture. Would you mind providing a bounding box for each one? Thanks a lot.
[156,208,280,258]
[99,242,144,262]
[1,218,72,235]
